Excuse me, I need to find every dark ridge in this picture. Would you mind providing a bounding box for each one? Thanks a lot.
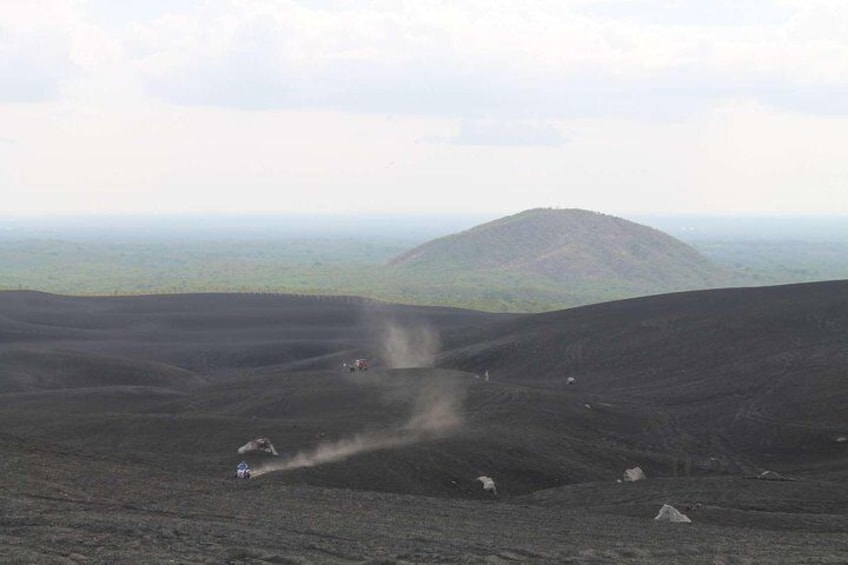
[0,290,513,376]
[0,349,205,394]
[439,280,848,478]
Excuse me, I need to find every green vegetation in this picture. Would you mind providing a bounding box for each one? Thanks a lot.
[4,210,848,313]
[0,236,676,312]
[691,240,848,285]
[0,237,402,293]
[4,236,841,313]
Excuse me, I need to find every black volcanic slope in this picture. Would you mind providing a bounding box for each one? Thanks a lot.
[439,280,848,482]
[1,286,847,563]
[0,291,508,376]
[389,208,730,290]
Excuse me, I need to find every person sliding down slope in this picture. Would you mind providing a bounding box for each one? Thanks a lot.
[235,461,251,479]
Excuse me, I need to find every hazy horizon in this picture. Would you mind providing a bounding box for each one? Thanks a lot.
[3,2,848,217]
[3,210,848,242]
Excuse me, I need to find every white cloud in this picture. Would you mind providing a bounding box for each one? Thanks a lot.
[0,1,79,101]
[119,1,848,117]
[2,0,848,216]
[424,120,567,146]
[5,1,848,115]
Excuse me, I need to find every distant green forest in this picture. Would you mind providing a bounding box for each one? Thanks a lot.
[692,240,848,285]
[3,236,848,312]
[0,238,587,312]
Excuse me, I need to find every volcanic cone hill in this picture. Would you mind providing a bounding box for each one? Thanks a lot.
[388,208,732,294]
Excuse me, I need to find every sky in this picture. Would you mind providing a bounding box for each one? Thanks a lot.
[2,0,848,217]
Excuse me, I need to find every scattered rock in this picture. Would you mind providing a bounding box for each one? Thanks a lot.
[237,437,278,456]
[476,476,497,495]
[623,466,646,482]
[654,504,691,523]
[756,470,797,481]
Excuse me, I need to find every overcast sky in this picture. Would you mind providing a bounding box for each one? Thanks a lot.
[2,0,848,216]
